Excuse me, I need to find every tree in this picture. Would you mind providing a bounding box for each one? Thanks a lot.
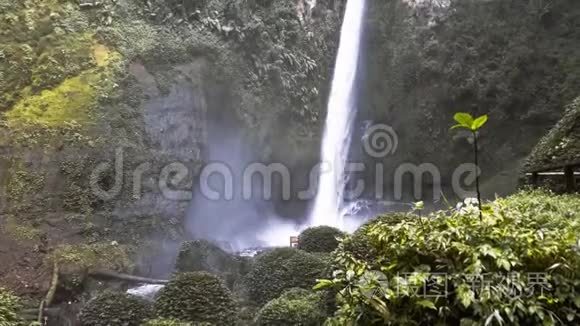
[451,112,488,219]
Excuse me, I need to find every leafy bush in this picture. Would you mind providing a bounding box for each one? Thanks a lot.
[142,318,192,326]
[154,272,236,325]
[175,240,252,289]
[244,248,330,306]
[317,190,580,325]
[297,226,345,253]
[79,291,152,326]
[365,0,580,190]
[255,288,327,326]
[342,213,410,262]
[0,287,21,325]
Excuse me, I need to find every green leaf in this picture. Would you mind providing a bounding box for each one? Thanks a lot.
[313,279,333,290]
[368,297,390,320]
[481,204,494,214]
[485,310,504,326]
[574,296,580,308]
[346,270,355,281]
[496,258,511,271]
[451,124,469,130]
[460,318,477,326]
[454,112,474,127]
[413,201,425,210]
[546,263,561,271]
[457,284,475,308]
[504,307,514,323]
[416,299,437,310]
[471,114,488,131]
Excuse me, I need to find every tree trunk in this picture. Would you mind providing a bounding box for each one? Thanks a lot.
[89,270,168,284]
[565,166,576,193]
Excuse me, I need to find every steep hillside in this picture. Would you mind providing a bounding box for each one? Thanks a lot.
[360,0,580,198]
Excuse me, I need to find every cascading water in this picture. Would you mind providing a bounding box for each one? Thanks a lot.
[309,0,366,228]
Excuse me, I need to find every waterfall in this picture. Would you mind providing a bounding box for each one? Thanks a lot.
[309,0,366,228]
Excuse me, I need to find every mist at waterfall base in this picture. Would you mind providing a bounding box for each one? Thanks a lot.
[184,130,300,250]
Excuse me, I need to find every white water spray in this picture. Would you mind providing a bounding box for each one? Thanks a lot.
[310,0,366,228]
[127,284,164,300]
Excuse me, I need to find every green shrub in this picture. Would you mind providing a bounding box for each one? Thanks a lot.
[317,190,580,325]
[175,240,252,289]
[79,291,152,326]
[0,287,22,325]
[236,304,260,326]
[255,288,327,326]
[342,213,411,262]
[154,272,236,325]
[142,318,192,326]
[175,240,232,273]
[244,248,329,306]
[297,226,345,253]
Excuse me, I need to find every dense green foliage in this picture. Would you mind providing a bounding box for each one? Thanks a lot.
[140,0,341,125]
[175,240,252,289]
[142,319,193,326]
[318,190,580,325]
[364,0,580,186]
[79,291,152,326]
[244,248,329,306]
[255,288,326,326]
[0,288,21,325]
[154,272,236,325]
[342,213,411,263]
[297,226,345,253]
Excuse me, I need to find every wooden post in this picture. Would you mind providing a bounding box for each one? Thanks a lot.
[564,166,576,193]
[290,236,299,248]
[531,172,539,187]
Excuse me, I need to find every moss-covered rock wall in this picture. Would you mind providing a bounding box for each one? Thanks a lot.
[0,0,344,295]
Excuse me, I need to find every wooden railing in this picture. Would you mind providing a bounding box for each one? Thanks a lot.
[526,161,579,193]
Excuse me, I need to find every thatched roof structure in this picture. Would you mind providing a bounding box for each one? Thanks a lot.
[525,96,580,173]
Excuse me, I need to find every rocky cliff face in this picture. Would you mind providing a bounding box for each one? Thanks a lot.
[0,0,344,292]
